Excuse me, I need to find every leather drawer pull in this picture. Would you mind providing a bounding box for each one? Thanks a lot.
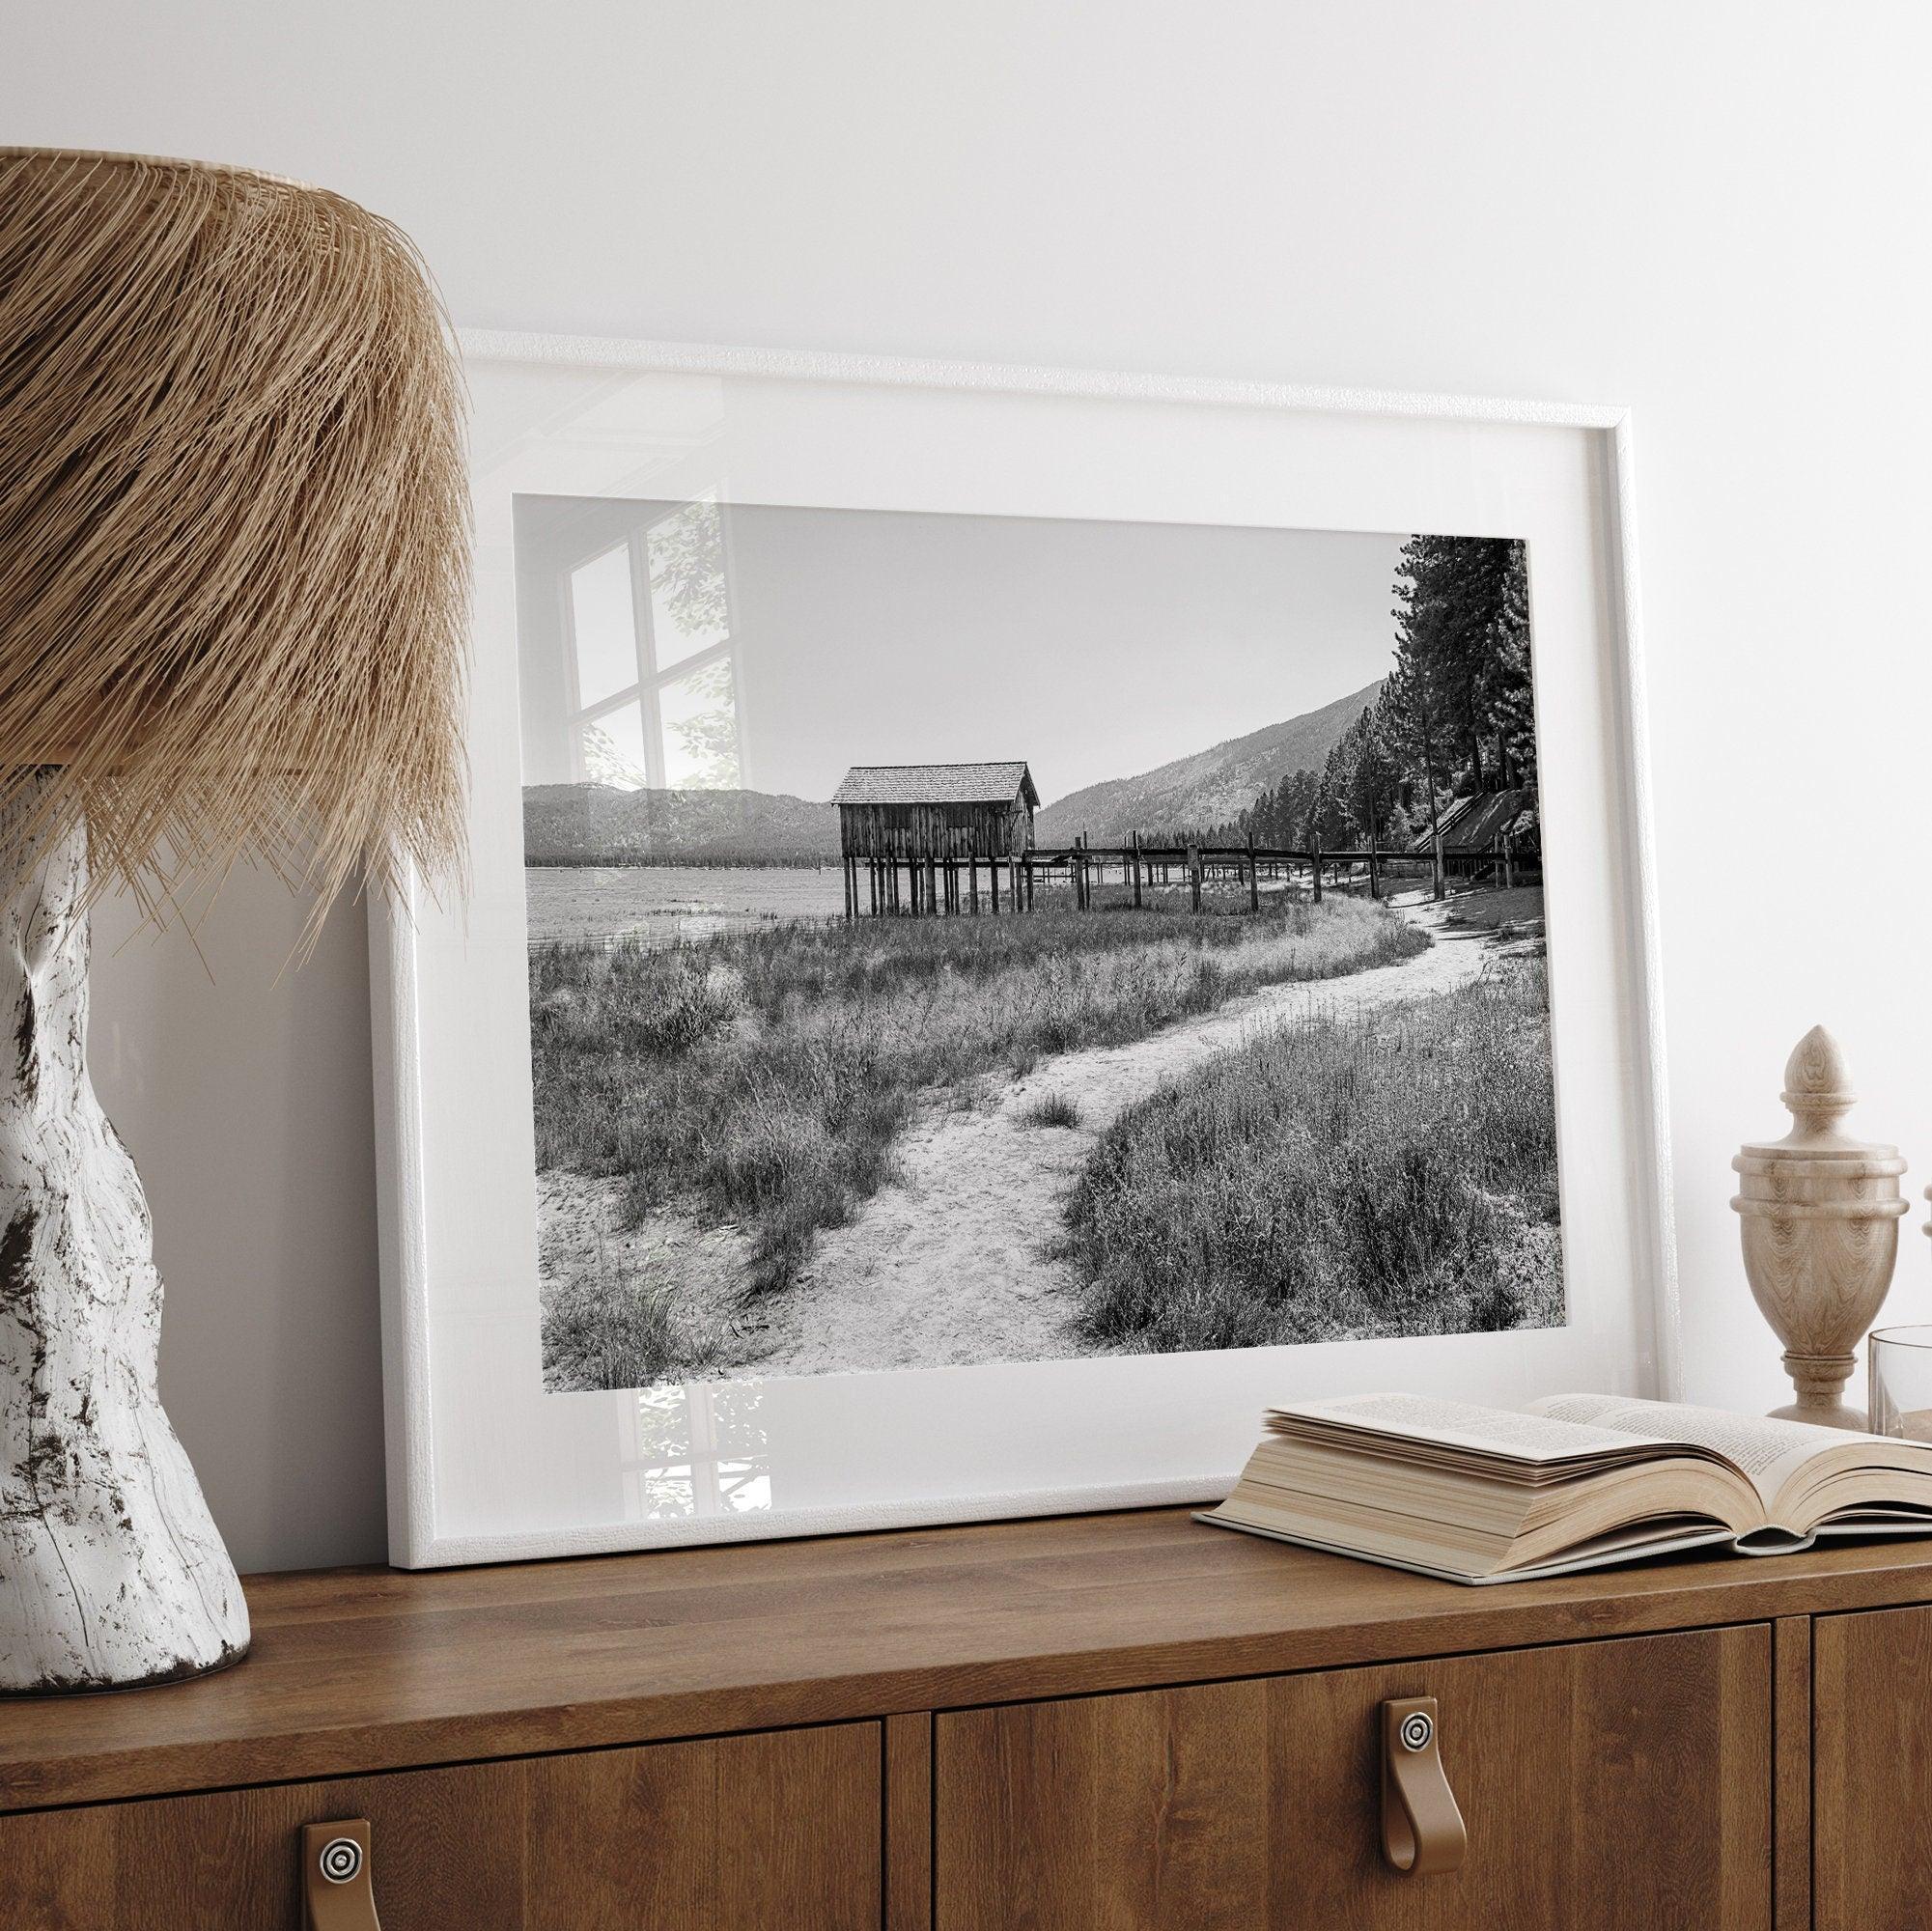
[1380,1698,1467,1876]
[302,1820,382,1930]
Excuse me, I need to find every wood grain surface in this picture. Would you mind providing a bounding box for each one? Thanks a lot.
[5,1506,1932,1814]
[0,1721,879,1930]
[885,1711,935,1931]
[937,1624,1773,1929]
[1814,1601,1932,1931]
[1773,1616,1812,1931]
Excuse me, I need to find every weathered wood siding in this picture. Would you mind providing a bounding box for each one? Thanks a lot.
[837,794,1033,860]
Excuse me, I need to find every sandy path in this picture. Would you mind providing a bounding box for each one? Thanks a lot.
[726,901,1493,1378]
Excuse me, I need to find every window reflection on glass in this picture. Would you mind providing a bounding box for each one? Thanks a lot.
[558,498,742,796]
[646,499,730,671]
[580,700,649,790]
[658,658,741,790]
[568,545,638,709]
[622,1385,770,1520]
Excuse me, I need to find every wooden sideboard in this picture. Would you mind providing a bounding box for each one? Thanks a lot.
[6,1506,1932,1927]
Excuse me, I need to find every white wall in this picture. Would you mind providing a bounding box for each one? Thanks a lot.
[10,1,1930,1572]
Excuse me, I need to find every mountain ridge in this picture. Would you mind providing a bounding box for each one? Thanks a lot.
[1031,677,1383,845]
[524,783,840,864]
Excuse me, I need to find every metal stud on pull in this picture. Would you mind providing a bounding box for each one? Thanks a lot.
[319,1837,363,1884]
[302,1820,382,1930]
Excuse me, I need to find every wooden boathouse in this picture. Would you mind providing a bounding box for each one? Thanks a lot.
[832,761,1040,916]
[1410,786,1540,886]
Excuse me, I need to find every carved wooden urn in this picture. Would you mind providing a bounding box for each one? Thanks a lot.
[1731,1026,1907,1430]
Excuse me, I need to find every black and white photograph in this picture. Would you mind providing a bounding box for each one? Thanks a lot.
[518,497,1561,1392]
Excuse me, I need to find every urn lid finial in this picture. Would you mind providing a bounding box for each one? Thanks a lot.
[1781,1024,1855,1139]
[1741,1024,1891,1160]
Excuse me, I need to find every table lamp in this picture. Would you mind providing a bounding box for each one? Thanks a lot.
[0,149,467,1691]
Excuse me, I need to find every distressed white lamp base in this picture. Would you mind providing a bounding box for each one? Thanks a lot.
[0,812,249,1693]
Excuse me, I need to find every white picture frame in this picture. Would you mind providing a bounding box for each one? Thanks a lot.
[372,331,1676,1568]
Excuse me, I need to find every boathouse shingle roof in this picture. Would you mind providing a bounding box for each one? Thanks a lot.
[831,762,1041,809]
[1411,787,1536,854]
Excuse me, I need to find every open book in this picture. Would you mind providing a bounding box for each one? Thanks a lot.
[1198,1392,1932,1583]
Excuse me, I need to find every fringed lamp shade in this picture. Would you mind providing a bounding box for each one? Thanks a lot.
[0,147,468,920]
[0,151,469,1693]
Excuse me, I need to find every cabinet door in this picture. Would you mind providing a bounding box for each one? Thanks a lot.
[1814,1603,1932,1931]
[0,1721,880,1930]
[938,1626,1770,1930]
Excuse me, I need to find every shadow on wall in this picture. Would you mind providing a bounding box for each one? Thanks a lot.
[86,871,387,1573]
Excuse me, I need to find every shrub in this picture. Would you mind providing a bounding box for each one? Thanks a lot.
[541,1243,713,1388]
[1019,1092,1082,1129]
[1060,962,1561,1352]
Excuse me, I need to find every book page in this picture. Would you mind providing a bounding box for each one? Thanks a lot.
[1271,1392,1667,1463]
[1200,1509,1746,1586]
[1529,1394,1850,1505]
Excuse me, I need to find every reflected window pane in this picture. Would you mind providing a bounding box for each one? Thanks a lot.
[579,700,650,790]
[659,658,740,790]
[646,501,730,671]
[570,545,638,707]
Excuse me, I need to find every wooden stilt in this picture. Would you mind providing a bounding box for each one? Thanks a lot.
[1246,831,1259,912]
[1132,829,1142,909]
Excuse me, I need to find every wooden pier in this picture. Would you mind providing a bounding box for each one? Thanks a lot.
[830,760,1535,920]
[837,833,1490,918]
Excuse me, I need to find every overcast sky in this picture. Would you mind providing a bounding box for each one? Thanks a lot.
[537,501,1419,806]
[729,505,1418,806]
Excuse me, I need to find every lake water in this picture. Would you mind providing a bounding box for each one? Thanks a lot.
[525,857,1379,945]
[526,865,849,945]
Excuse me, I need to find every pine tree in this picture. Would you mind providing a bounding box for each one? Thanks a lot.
[1388,533,1536,816]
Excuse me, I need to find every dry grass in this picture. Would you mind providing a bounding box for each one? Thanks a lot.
[530,897,1427,1295]
[0,149,468,938]
[1061,961,1561,1352]
[1018,1092,1082,1129]
[541,1238,693,1392]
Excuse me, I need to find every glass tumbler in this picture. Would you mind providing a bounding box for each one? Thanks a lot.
[1866,1325,1932,1440]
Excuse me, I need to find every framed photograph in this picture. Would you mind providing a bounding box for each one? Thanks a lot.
[371,334,1676,1567]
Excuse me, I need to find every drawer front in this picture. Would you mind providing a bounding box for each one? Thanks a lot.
[937,1625,1771,1930]
[0,1720,880,1930]
[1814,1603,1932,1930]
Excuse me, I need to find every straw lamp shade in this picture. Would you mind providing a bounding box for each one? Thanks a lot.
[0,150,470,1691]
